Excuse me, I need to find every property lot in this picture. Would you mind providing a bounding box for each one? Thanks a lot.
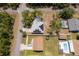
[20,4,79,56]
[20,35,59,56]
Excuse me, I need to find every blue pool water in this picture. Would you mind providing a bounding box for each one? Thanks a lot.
[64,43,69,50]
[59,41,70,53]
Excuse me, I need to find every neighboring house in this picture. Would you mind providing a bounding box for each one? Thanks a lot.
[68,19,79,32]
[59,40,79,56]
[32,37,44,51]
[71,40,79,56]
[59,19,69,40]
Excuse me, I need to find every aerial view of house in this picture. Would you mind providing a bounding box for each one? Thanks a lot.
[0,3,79,56]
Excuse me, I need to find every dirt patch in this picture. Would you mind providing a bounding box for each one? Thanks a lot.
[40,8,53,33]
[73,12,79,19]
[59,29,69,35]
[8,11,19,55]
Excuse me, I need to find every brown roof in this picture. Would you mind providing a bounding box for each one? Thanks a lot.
[73,40,79,56]
[59,29,69,35]
[32,37,44,51]
[59,29,70,39]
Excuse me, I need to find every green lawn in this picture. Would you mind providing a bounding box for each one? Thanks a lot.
[70,33,78,40]
[20,36,59,56]
[20,50,45,56]
[44,36,59,56]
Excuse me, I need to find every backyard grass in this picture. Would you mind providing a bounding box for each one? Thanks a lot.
[20,36,60,56]
[44,36,59,56]
[70,33,78,40]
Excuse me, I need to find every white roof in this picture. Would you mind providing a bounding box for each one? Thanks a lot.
[69,40,74,52]
[30,17,43,33]
[61,20,68,28]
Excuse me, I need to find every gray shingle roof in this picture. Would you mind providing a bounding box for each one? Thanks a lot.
[68,19,79,32]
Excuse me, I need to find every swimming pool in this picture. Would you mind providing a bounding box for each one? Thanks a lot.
[64,43,68,50]
[59,41,70,54]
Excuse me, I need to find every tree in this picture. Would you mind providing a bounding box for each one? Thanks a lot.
[0,3,20,10]
[0,12,14,56]
[59,8,74,19]
[51,17,61,38]
[22,10,33,28]
[52,4,70,9]
[27,3,70,9]
[51,18,61,32]
[22,10,42,28]
[8,3,20,10]
[77,35,79,40]
[32,10,42,17]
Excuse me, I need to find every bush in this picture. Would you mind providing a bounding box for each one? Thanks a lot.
[52,4,70,9]
[0,3,20,10]
[77,35,79,40]
[22,32,27,38]
[59,8,74,19]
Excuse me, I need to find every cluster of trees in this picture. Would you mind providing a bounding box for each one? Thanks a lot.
[0,3,20,10]
[27,3,70,9]
[27,3,79,9]
[0,12,14,56]
[59,8,74,19]
[22,10,42,28]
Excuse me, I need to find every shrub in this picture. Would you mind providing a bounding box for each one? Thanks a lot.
[0,3,20,10]
[77,35,79,40]
[27,3,70,9]
[22,32,27,38]
[59,8,74,19]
